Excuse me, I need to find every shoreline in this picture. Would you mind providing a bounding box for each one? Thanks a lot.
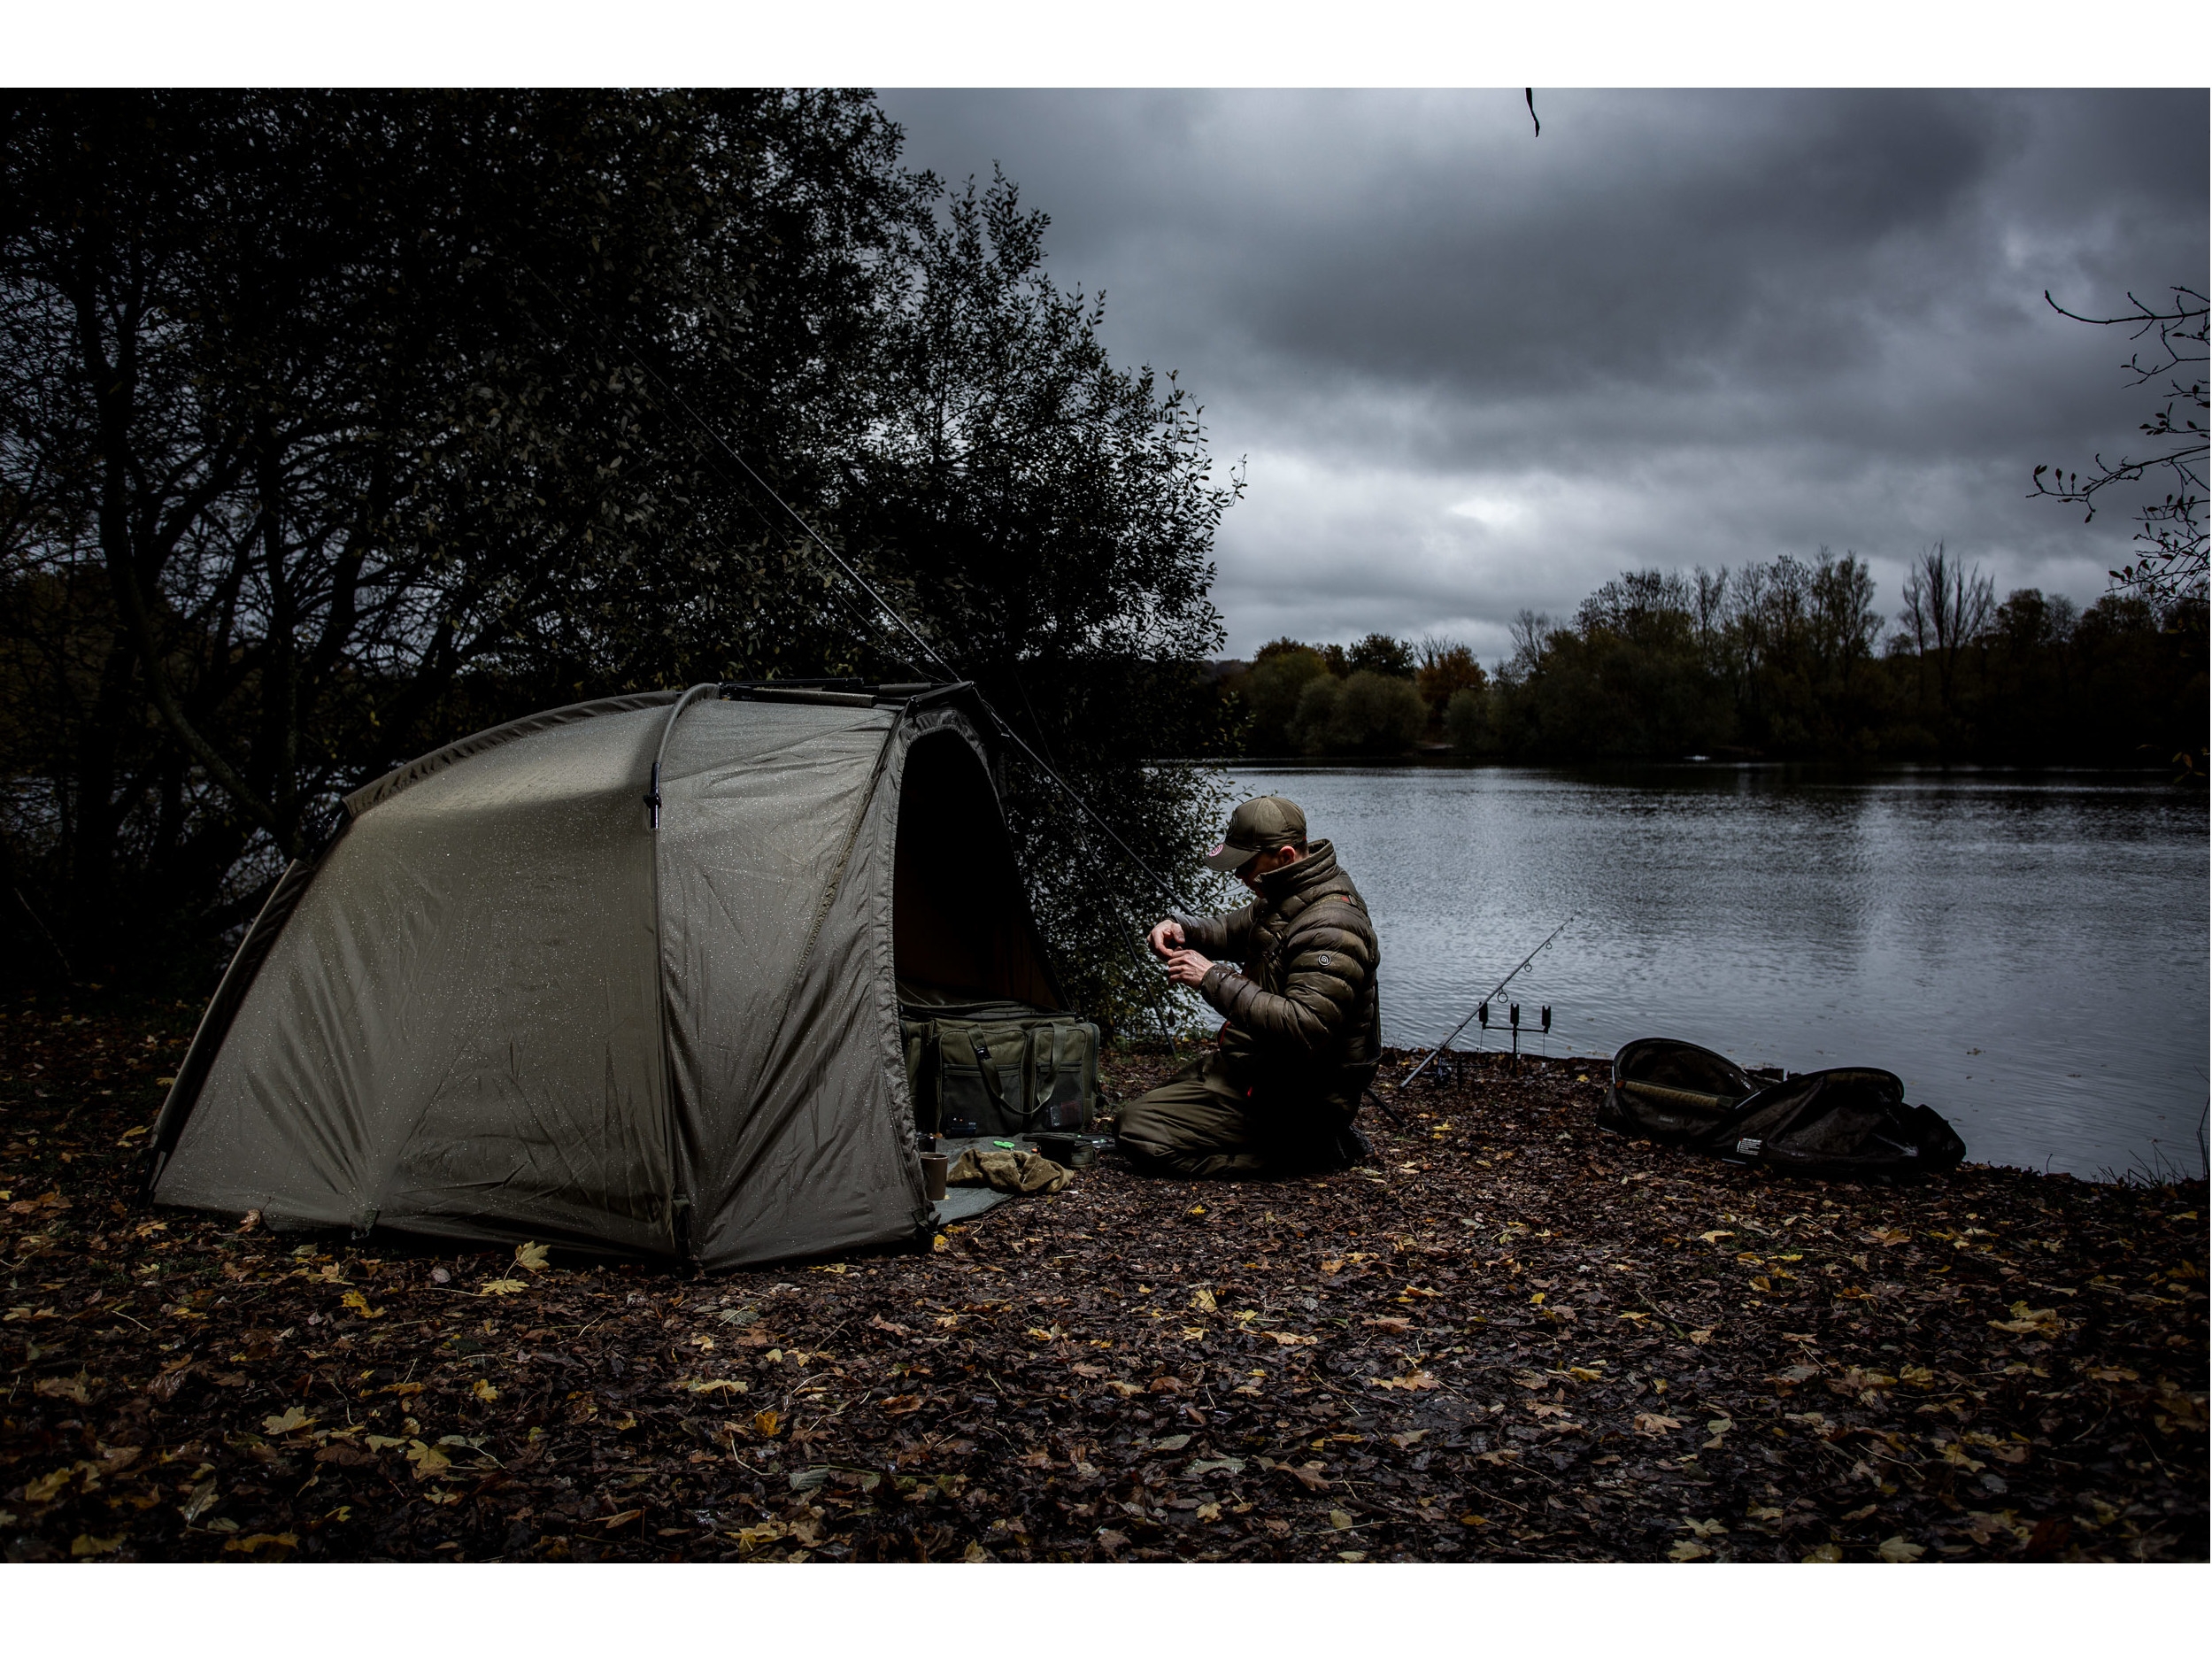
[2,1010,2202,1563]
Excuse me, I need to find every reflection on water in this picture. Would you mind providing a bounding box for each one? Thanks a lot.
[1228,763,2208,1182]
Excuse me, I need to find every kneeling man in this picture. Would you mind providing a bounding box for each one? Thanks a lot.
[1116,795,1381,1177]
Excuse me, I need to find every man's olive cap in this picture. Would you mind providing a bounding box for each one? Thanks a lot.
[1204,795,1307,873]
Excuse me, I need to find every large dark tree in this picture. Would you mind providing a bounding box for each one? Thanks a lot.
[0,94,1235,1024]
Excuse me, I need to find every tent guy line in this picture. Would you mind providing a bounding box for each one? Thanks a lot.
[510,253,1198,915]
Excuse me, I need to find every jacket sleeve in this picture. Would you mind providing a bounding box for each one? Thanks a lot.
[1198,909,1376,1058]
[1175,905,1254,963]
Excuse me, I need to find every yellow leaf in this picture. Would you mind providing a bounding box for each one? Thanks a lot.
[752,1409,782,1438]
[479,1278,527,1296]
[26,1463,93,1502]
[1680,1516,1727,1538]
[223,1532,298,1554]
[34,1375,89,1404]
[1877,1536,1926,1563]
[340,1290,382,1318]
[1190,1288,1216,1313]
[681,1378,749,1394]
[473,1379,501,1402]
[1801,1543,1844,1563]
[405,1441,451,1478]
[71,1533,123,1556]
[931,1233,950,1254]
[514,1241,551,1272]
[1260,1331,1316,1346]
[1328,1509,1355,1531]
[1669,1540,1712,1561]
[1320,1258,1344,1275]
[1195,1501,1222,1522]
[1634,1412,1684,1436]
[1698,1231,1735,1246]
[261,1406,314,1435]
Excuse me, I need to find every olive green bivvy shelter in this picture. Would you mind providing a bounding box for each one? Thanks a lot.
[145,683,1062,1269]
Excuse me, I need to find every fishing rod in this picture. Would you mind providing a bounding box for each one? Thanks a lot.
[1399,914,1577,1088]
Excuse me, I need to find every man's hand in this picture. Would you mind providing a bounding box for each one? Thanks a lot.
[1162,947,1214,988]
[1146,918,1186,959]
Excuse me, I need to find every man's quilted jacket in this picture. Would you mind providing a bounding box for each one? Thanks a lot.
[1175,839,1381,1120]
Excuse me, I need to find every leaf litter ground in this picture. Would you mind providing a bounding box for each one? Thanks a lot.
[2,1003,2204,1563]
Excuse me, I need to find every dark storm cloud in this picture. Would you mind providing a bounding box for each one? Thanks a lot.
[878,89,2208,659]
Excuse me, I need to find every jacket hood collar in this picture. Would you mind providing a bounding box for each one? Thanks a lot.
[1258,838,1338,901]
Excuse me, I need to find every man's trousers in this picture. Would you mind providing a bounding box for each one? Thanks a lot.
[1114,1053,1345,1179]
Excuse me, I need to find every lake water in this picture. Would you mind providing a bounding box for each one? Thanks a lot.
[1224,763,2208,1182]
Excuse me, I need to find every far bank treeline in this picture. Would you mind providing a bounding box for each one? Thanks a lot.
[1212,548,2207,768]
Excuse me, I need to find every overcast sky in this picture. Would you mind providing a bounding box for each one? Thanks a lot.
[878,89,2208,663]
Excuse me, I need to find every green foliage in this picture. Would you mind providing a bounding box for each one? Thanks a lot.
[1226,642,1329,754]
[1345,632,1416,679]
[1288,670,1428,756]
[1443,685,1494,755]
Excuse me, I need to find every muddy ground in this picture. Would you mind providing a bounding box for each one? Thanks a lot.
[2,999,2204,1563]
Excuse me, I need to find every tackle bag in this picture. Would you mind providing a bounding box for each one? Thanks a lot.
[1599,1037,1965,1180]
[900,1000,1099,1139]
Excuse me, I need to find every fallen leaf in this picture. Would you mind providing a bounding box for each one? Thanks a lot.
[1634,1412,1684,1436]
[1260,1331,1316,1346]
[71,1533,123,1557]
[479,1278,527,1297]
[1801,1543,1845,1563]
[514,1241,551,1272]
[1877,1536,1926,1563]
[223,1532,297,1555]
[1680,1516,1728,1538]
[1195,1502,1222,1522]
[1697,1231,1735,1246]
[1368,1370,1440,1392]
[340,1290,382,1319]
[602,1509,644,1530]
[473,1378,501,1401]
[1328,1509,1356,1531]
[752,1409,782,1438]
[680,1378,748,1395]
[879,1394,923,1416]
[1152,1433,1192,1452]
[33,1375,89,1404]
[261,1406,314,1435]
[1669,1540,1712,1561]
[1190,1288,1216,1313]
[963,1541,990,1563]
[1687,1329,1715,1345]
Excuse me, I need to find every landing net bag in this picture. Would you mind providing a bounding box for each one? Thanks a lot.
[1599,1037,1965,1180]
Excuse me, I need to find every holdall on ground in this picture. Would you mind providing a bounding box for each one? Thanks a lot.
[900,1000,1098,1138]
[1599,1037,1965,1180]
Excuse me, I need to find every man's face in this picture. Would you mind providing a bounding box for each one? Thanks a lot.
[1236,844,1302,894]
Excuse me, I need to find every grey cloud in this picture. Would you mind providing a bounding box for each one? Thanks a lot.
[880,89,2208,658]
